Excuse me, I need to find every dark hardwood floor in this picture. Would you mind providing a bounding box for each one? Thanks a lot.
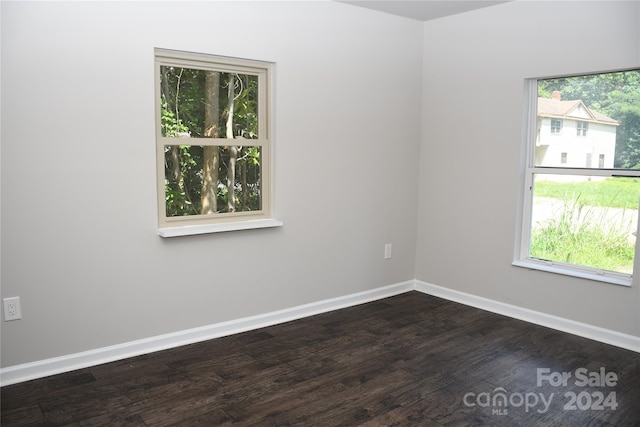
[2,292,639,426]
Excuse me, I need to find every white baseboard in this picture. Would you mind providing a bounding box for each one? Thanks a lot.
[0,281,414,387]
[414,280,640,354]
[3,279,638,386]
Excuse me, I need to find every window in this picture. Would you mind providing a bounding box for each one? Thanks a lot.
[550,119,563,134]
[577,121,588,136]
[515,69,640,286]
[154,49,281,237]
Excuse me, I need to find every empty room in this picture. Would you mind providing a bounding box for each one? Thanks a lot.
[1,0,639,425]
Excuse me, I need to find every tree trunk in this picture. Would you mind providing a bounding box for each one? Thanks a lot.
[226,73,237,213]
[241,149,248,210]
[201,71,220,214]
[170,146,180,182]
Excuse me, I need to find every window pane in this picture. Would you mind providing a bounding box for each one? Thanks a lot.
[535,70,639,169]
[164,145,262,217]
[160,66,259,139]
[529,174,639,274]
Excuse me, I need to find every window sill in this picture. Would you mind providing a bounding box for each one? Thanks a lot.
[158,219,283,238]
[512,259,632,287]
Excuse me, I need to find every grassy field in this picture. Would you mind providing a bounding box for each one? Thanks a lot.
[533,177,640,209]
[531,177,639,274]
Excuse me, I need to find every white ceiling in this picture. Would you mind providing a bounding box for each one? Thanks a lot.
[338,0,510,21]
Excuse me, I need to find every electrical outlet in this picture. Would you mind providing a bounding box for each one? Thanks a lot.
[384,244,392,259]
[3,297,22,321]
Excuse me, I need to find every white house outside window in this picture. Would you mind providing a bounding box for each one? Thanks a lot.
[515,69,640,286]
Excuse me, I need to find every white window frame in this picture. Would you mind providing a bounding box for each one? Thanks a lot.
[154,49,282,237]
[514,74,640,287]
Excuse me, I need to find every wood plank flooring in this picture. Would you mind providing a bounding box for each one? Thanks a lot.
[2,292,639,426]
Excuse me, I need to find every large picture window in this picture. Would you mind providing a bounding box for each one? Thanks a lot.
[155,49,280,236]
[516,69,640,285]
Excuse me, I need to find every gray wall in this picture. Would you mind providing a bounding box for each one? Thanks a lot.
[416,1,640,336]
[0,1,422,367]
[2,0,639,370]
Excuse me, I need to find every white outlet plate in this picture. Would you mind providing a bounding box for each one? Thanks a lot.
[3,297,22,321]
[384,244,392,259]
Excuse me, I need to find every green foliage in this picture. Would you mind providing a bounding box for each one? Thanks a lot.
[533,178,640,209]
[538,70,640,168]
[163,145,262,217]
[530,197,635,274]
[164,145,201,217]
[160,101,189,137]
[531,178,639,273]
[242,146,261,166]
[160,66,262,216]
[232,76,259,139]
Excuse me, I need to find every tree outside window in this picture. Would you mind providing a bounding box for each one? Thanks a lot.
[155,49,275,233]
